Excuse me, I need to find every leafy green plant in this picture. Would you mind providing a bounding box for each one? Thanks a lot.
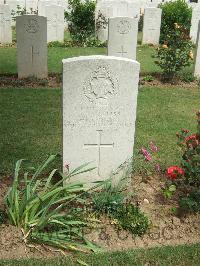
[138,14,144,32]
[91,177,128,215]
[143,75,154,82]
[113,204,149,236]
[159,0,192,43]
[11,5,37,21]
[4,155,101,252]
[155,23,193,81]
[179,70,196,83]
[176,112,200,188]
[65,0,96,45]
[179,189,200,213]
[162,184,176,199]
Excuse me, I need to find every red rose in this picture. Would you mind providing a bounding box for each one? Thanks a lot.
[165,166,184,180]
[185,134,198,148]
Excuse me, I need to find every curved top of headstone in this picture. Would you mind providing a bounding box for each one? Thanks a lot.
[62,55,140,66]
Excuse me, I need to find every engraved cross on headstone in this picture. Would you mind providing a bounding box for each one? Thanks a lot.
[31,46,39,65]
[117,46,127,57]
[84,130,114,176]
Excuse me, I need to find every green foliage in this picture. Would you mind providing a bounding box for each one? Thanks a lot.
[179,189,200,213]
[162,184,176,199]
[91,178,128,215]
[142,75,154,82]
[159,0,192,43]
[11,5,37,21]
[65,0,96,45]
[113,204,149,236]
[176,112,200,188]
[138,14,143,32]
[48,41,73,48]
[4,155,101,252]
[179,70,196,83]
[155,24,193,81]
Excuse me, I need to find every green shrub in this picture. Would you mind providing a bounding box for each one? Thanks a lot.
[91,177,128,215]
[179,189,200,213]
[155,24,193,81]
[176,111,200,188]
[179,70,196,83]
[113,204,149,236]
[5,155,101,252]
[65,0,96,45]
[159,0,192,43]
[138,14,144,32]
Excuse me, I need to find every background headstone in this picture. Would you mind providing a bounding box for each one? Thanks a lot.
[46,4,64,42]
[95,0,140,42]
[0,4,12,44]
[108,17,138,60]
[194,20,200,77]
[16,15,47,78]
[142,7,162,45]
[190,5,200,43]
[63,55,140,185]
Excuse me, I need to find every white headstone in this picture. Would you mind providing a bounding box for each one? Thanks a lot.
[190,5,200,43]
[142,7,162,45]
[46,4,64,42]
[16,15,47,78]
[108,17,138,60]
[95,0,140,42]
[194,20,200,77]
[38,0,68,16]
[62,55,140,185]
[0,4,12,44]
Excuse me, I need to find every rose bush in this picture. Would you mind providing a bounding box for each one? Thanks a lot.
[154,23,193,82]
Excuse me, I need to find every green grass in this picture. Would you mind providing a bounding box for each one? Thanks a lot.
[0,46,159,75]
[0,47,106,75]
[0,44,193,75]
[0,243,199,265]
[0,86,199,174]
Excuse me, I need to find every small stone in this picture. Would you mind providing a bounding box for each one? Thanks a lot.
[144,199,150,204]
[172,217,181,226]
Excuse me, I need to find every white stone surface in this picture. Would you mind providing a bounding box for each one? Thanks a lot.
[142,7,162,45]
[63,55,140,185]
[190,5,200,43]
[46,4,64,42]
[38,0,68,16]
[194,21,200,77]
[108,17,138,60]
[95,0,141,42]
[0,4,12,44]
[16,15,47,78]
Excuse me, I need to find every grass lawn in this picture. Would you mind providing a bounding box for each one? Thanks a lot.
[0,243,200,265]
[0,86,199,174]
[0,45,160,75]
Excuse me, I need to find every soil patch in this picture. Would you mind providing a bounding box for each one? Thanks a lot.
[0,74,198,89]
[85,175,200,251]
[0,174,199,259]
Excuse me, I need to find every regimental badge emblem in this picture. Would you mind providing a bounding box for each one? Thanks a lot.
[25,19,39,33]
[83,65,118,102]
[117,20,131,34]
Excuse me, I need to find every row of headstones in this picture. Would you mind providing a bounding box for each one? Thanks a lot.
[0,4,65,44]
[0,0,68,13]
[62,3,200,184]
[13,13,200,81]
[96,1,200,44]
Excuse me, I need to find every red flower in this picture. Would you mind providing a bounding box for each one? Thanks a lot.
[185,134,198,148]
[165,166,184,180]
